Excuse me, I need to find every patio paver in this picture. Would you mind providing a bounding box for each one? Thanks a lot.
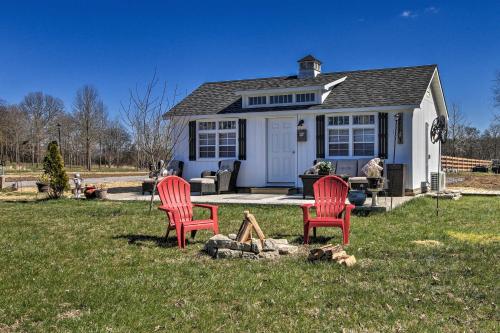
[107,191,416,211]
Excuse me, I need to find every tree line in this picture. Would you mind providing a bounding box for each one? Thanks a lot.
[1,75,188,171]
[0,86,133,170]
[443,72,500,160]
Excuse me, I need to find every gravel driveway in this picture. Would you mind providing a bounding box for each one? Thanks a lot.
[6,175,146,188]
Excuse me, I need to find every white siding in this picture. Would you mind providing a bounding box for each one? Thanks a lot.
[239,117,267,187]
[172,108,417,189]
[387,110,413,190]
[411,89,440,190]
[296,114,317,184]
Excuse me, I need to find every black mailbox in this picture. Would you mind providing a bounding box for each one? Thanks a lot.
[297,128,307,142]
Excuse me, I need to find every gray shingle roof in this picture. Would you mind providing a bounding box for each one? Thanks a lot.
[298,55,322,64]
[168,64,437,116]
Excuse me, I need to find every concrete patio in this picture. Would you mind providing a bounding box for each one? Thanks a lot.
[107,191,417,211]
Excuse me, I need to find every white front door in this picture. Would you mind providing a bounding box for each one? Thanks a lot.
[267,118,296,183]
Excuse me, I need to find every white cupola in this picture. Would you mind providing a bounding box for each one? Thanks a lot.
[298,55,322,79]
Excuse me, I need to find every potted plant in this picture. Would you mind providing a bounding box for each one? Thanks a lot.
[317,161,333,175]
[36,174,50,193]
[95,183,108,200]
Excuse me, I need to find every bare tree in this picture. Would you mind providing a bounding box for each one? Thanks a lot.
[103,120,131,167]
[73,85,105,171]
[1,105,29,164]
[444,103,468,157]
[19,92,64,165]
[94,102,109,169]
[482,113,500,159]
[121,72,189,170]
[0,101,8,162]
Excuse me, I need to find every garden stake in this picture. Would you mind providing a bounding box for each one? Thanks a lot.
[430,115,448,218]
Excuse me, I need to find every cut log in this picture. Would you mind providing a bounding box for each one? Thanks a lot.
[236,210,266,245]
[338,255,357,267]
[308,244,343,261]
[308,244,356,266]
[245,211,265,241]
[236,219,252,243]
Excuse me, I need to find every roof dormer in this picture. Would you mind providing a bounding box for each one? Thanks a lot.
[298,55,322,79]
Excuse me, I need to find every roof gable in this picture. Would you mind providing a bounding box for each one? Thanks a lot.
[168,65,438,116]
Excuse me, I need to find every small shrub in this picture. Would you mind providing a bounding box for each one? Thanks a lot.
[42,141,69,199]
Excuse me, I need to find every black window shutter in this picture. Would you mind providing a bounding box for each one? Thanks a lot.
[316,115,325,158]
[188,121,196,161]
[397,112,404,144]
[378,113,388,159]
[238,119,247,160]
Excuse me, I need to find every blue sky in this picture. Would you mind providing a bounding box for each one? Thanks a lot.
[1,1,499,129]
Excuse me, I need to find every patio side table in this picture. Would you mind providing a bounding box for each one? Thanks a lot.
[189,178,216,195]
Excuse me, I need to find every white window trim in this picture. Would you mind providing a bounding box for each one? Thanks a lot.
[328,128,350,157]
[269,94,293,105]
[197,119,238,160]
[295,92,317,104]
[244,90,320,108]
[248,96,267,107]
[326,113,378,158]
[352,127,376,157]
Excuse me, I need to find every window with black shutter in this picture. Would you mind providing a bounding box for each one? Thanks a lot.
[378,113,388,159]
[316,115,325,158]
[188,121,196,161]
[238,119,246,160]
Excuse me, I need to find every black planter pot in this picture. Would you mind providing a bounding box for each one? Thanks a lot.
[36,182,49,193]
[367,177,382,189]
[318,170,330,176]
[348,190,367,206]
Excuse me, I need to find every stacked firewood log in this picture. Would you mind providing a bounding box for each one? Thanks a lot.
[308,244,356,267]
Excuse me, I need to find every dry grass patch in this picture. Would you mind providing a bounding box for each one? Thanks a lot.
[411,240,444,247]
[447,172,500,190]
[56,309,84,320]
[447,231,500,244]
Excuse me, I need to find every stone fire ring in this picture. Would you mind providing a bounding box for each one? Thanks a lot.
[203,234,298,260]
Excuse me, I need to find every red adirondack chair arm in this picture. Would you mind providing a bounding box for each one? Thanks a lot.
[157,205,179,221]
[301,203,314,222]
[345,204,355,215]
[158,205,175,213]
[192,203,218,220]
[302,203,355,222]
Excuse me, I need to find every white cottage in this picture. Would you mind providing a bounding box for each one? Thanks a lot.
[167,55,448,194]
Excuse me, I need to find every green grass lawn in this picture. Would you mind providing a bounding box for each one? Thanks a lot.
[0,197,498,332]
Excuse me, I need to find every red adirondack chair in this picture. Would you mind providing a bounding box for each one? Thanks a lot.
[301,175,354,245]
[157,176,219,248]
